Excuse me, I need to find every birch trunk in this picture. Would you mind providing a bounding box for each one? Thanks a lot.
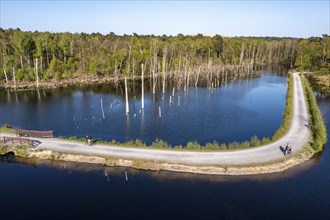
[125,76,129,115]
[35,58,39,88]
[13,67,16,89]
[141,63,145,109]
[3,64,8,83]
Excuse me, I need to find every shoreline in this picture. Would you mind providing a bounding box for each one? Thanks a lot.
[0,71,262,91]
[0,143,315,175]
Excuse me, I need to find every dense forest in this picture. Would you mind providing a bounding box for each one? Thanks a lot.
[0,28,329,89]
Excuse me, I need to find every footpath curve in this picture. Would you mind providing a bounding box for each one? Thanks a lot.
[1,73,310,168]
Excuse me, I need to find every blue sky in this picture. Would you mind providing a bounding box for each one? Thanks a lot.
[1,0,329,38]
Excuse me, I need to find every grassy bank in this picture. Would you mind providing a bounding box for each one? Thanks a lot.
[0,124,16,134]
[301,74,327,152]
[305,73,330,95]
[271,72,293,141]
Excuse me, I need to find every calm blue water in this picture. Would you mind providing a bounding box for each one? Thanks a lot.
[0,73,329,220]
[0,97,329,219]
[0,71,287,145]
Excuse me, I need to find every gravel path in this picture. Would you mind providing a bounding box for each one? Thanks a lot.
[1,73,310,165]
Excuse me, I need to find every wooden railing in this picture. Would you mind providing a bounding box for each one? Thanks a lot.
[16,129,53,138]
[1,136,34,146]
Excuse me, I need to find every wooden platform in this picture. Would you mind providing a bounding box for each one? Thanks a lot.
[16,129,53,138]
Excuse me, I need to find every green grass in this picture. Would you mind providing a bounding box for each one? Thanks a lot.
[301,74,327,152]
[271,73,293,141]
[0,124,16,134]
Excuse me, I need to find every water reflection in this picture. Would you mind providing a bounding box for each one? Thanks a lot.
[0,72,287,146]
[0,155,321,183]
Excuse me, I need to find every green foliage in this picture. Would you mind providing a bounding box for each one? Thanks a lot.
[219,143,228,150]
[3,29,328,85]
[0,145,10,154]
[186,141,202,150]
[302,76,327,152]
[4,123,12,128]
[295,35,330,71]
[174,145,183,150]
[16,146,30,157]
[250,136,260,147]
[151,138,170,149]
[261,137,271,145]
[272,73,293,141]
[204,141,220,151]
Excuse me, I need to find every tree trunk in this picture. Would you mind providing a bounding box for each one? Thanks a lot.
[3,64,8,83]
[40,56,43,71]
[125,76,129,115]
[141,63,145,109]
[162,48,167,94]
[35,58,39,88]
[2,55,8,83]
[13,67,16,90]
[127,45,131,77]
[195,66,201,87]
[239,43,245,65]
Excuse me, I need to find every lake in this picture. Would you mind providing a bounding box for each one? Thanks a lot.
[0,70,287,146]
[1,71,329,220]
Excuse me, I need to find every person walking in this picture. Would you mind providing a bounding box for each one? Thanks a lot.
[285,143,291,155]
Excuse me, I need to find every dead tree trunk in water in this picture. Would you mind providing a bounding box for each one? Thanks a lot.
[184,54,188,92]
[125,76,129,115]
[239,43,245,65]
[195,66,201,87]
[162,47,167,94]
[13,67,16,89]
[35,58,39,88]
[141,63,145,109]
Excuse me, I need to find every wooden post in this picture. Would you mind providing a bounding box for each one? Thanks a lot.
[125,76,129,116]
[159,106,161,118]
[178,96,181,107]
[141,63,144,109]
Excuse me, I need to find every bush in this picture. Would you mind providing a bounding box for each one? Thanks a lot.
[303,75,327,152]
[240,141,251,149]
[220,143,227,150]
[186,141,202,150]
[133,139,146,147]
[250,136,261,147]
[151,139,169,149]
[204,141,220,151]
[227,141,240,149]
[174,145,183,150]
[4,123,12,129]
[261,137,271,145]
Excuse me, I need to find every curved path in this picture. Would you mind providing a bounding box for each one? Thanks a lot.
[1,73,310,165]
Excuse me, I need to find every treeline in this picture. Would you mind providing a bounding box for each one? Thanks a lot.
[295,35,330,74]
[0,28,329,85]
